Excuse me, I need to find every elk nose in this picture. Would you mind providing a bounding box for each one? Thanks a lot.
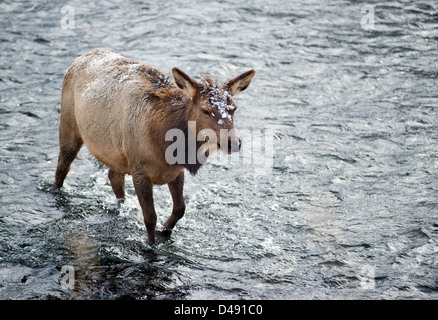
[228,137,242,152]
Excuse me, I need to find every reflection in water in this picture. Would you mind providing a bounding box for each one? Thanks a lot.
[51,191,189,299]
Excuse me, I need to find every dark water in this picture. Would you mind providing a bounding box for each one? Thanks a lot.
[1,0,437,299]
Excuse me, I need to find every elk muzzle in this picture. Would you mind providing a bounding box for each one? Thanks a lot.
[218,135,241,154]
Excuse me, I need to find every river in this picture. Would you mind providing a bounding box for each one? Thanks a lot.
[0,0,437,299]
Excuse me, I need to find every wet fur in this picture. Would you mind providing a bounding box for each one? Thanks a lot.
[53,49,255,245]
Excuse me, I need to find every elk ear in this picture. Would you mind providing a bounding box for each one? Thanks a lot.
[227,70,255,96]
[172,67,198,99]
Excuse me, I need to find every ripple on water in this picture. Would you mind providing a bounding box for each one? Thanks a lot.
[0,0,437,300]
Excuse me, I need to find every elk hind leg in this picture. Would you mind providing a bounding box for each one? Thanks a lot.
[53,79,83,191]
[108,169,125,204]
[53,133,83,190]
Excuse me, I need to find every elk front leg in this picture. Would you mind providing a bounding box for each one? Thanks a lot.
[163,171,186,233]
[132,170,156,246]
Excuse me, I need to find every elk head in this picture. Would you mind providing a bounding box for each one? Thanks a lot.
[172,68,255,158]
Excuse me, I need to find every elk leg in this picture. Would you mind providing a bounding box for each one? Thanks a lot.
[54,81,83,190]
[108,169,125,203]
[163,171,186,233]
[132,169,156,245]
[53,138,83,190]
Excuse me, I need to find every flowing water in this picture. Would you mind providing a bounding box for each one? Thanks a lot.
[0,0,437,299]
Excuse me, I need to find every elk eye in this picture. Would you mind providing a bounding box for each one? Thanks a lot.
[202,109,210,115]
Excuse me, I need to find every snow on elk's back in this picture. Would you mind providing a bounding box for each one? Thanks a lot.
[199,79,235,125]
[78,51,141,104]
[73,50,174,105]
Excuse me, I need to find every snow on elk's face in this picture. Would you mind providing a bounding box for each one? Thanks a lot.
[172,68,256,155]
[197,79,240,155]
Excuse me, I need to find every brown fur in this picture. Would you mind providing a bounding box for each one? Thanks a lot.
[53,49,255,245]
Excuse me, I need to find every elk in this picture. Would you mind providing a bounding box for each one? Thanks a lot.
[53,49,255,245]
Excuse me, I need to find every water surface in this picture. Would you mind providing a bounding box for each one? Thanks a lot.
[0,0,437,299]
